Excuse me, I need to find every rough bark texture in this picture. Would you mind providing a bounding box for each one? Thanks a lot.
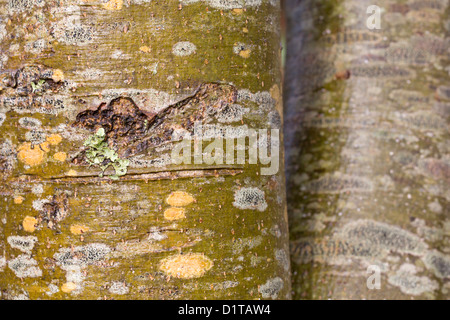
[285,0,450,299]
[0,0,291,300]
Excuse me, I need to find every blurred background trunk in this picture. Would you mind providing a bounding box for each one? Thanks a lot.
[284,0,450,299]
[0,0,291,299]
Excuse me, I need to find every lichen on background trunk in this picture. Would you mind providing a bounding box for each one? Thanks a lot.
[284,0,450,299]
[0,0,290,299]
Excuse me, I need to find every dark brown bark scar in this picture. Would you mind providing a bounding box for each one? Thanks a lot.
[40,192,69,231]
[72,82,237,160]
[0,65,65,96]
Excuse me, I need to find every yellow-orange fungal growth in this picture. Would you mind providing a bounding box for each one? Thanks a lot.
[166,191,195,207]
[70,225,90,235]
[53,152,67,162]
[61,282,77,293]
[239,49,251,58]
[23,216,37,233]
[164,207,186,221]
[14,196,24,204]
[46,134,62,146]
[52,69,64,82]
[159,253,213,279]
[17,142,46,166]
[103,0,123,10]
[139,46,151,53]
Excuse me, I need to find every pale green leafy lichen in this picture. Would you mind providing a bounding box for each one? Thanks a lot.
[31,79,45,94]
[83,128,129,179]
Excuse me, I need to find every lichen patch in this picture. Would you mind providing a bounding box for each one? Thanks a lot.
[14,196,24,204]
[233,43,254,58]
[51,69,64,83]
[53,152,67,162]
[338,219,427,256]
[422,250,450,279]
[17,142,46,166]
[46,134,63,145]
[70,225,90,235]
[40,141,51,153]
[239,49,252,58]
[18,117,42,130]
[0,113,5,127]
[233,187,268,211]
[139,46,151,53]
[23,216,37,233]
[66,169,78,176]
[159,253,213,279]
[7,236,38,253]
[164,207,186,221]
[108,281,129,295]
[103,0,123,10]
[166,191,195,207]
[61,282,77,293]
[388,264,439,296]
[258,277,284,299]
[172,41,197,57]
[8,255,42,278]
[54,243,111,268]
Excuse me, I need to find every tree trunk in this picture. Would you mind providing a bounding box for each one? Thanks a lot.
[0,0,290,300]
[285,0,449,299]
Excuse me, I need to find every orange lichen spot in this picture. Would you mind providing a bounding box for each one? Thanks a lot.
[61,282,77,293]
[166,191,195,207]
[52,69,64,82]
[46,134,62,146]
[164,207,186,221]
[66,169,77,176]
[23,216,37,233]
[14,196,24,204]
[17,142,46,166]
[239,49,251,59]
[159,253,213,279]
[53,152,67,162]
[139,46,151,53]
[40,141,51,152]
[103,0,123,10]
[70,224,90,235]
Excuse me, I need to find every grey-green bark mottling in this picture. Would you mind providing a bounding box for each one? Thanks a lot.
[0,0,291,299]
[285,0,449,299]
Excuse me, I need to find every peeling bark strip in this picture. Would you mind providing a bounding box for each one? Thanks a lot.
[285,0,449,299]
[0,0,289,300]
[16,168,244,184]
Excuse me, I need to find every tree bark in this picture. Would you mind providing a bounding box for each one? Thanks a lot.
[285,0,449,299]
[0,0,290,299]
